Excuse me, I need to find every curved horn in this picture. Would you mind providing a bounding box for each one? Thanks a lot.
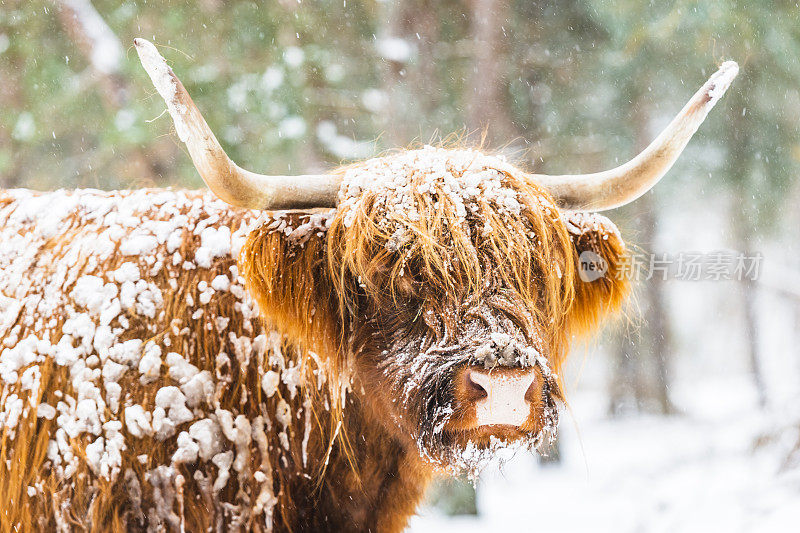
[528,61,739,211]
[134,38,340,210]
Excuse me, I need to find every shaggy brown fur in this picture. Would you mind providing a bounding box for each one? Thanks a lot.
[0,149,629,532]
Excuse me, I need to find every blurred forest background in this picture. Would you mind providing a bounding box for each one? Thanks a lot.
[3,0,800,530]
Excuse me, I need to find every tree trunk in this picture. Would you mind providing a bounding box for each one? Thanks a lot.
[640,193,676,415]
[0,0,26,188]
[467,0,516,144]
[407,0,440,117]
[56,0,127,108]
[378,0,443,146]
[607,81,674,416]
[424,475,477,516]
[55,0,162,185]
[796,306,800,381]
[736,230,767,409]
[726,77,768,410]
[608,328,643,415]
[0,51,24,188]
[378,0,413,146]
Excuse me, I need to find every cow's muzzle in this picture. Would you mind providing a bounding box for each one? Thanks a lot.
[463,367,537,427]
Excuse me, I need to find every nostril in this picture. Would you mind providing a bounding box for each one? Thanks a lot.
[524,377,538,403]
[464,370,488,401]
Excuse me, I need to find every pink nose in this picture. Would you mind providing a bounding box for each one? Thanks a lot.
[465,368,537,426]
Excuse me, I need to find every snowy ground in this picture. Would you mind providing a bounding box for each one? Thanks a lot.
[409,375,800,532]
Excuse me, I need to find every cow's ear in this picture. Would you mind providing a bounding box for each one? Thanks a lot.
[240,212,338,355]
[564,212,631,337]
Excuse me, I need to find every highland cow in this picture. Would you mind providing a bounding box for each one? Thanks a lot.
[0,39,737,532]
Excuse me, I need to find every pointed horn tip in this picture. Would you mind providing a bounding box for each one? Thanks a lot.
[132,38,164,66]
[704,60,739,104]
[132,38,156,56]
[132,37,178,100]
[133,37,192,145]
[718,60,739,73]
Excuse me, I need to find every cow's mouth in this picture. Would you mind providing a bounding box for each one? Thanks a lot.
[443,423,530,449]
[428,423,542,474]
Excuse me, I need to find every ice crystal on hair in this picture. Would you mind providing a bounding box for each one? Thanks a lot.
[338,146,524,237]
[0,189,338,529]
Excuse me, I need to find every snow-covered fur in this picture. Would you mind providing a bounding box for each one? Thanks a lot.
[0,147,628,532]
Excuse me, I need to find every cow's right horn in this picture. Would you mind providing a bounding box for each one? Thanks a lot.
[527,61,738,212]
[134,38,340,210]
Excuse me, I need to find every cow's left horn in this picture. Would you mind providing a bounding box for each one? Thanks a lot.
[134,38,340,210]
[528,61,738,211]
